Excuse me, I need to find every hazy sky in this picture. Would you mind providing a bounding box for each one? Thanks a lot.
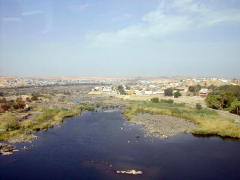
[0,0,240,78]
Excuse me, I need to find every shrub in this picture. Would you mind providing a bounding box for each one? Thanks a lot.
[229,100,240,115]
[206,93,222,109]
[188,85,201,95]
[164,88,173,96]
[151,97,159,103]
[196,103,202,110]
[206,86,239,113]
[4,120,20,131]
[0,103,10,112]
[15,97,26,109]
[0,98,7,103]
[26,97,32,102]
[31,93,41,101]
[174,91,182,98]
[117,85,126,95]
[0,113,20,131]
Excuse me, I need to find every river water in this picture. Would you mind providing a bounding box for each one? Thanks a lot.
[1,110,240,180]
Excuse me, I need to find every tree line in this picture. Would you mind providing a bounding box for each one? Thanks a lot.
[206,85,240,115]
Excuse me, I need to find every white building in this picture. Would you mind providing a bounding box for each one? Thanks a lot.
[152,90,164,95]
[135,90,143,95]
[145,91,153,95]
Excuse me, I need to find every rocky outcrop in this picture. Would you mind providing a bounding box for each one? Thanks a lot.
[131,114,198,138]
[116,170,143,175]
[0,143,18,156]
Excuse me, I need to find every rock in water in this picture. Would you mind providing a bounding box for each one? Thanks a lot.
[116,169,143,175]
[0,143,18,156]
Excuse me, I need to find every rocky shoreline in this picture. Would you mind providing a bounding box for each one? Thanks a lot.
[131,114,198,138]
[0,143,18,156]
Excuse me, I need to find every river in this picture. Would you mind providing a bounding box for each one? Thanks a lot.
[1,110,240,180]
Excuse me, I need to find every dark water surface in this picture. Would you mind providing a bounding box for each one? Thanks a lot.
[1,110,240,180]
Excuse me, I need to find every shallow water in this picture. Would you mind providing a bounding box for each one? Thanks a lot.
[1,110,240,180]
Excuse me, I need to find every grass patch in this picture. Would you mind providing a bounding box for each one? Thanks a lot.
[123,100,240,139]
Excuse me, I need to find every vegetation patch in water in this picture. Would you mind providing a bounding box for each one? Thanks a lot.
[0,102,94,142]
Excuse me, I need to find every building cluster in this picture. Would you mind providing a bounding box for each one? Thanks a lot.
[91,77,239,97]
[0,77,239,99]
[0,77,119,88]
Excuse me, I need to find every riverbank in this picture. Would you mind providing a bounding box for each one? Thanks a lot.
[0,102,94,142]
[131,114,198,138]
[123,100,240,139]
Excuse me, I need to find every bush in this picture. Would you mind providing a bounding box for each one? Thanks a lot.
[164,88,173,96]
[0,98,7,103]
[0,114,20,131]
[26,97,32,102]
[31,93,41,101]
[196,103,202,110]
[206,85,240,115]
[15,97,26,109]
[206,93,223,109]
[151,97,159,103]
[0,103,10,112]
[188,85,201,95]
[174,91,182,98]
[4,120,20,131]
[229,100,240,115]
[117,85,126,95]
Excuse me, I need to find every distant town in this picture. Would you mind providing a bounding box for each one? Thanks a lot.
[1,76,239,98]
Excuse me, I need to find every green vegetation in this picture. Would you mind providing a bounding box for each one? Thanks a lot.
[100,104,119,109]
[188,85,201,95]
[229,100,240,115]
[0,102,94,141]
[160,99,174,104]
[31,93,40,101]
[206,85,240,115]
[174,91,182,98]
[123,100,240,138]
[0,97,26,113]
[195,103,202,110]
[117,85,127,95]
[150,97,159,103]
[164,88,173,96]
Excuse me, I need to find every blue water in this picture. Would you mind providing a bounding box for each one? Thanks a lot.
[1,110,240,180]
[72,99,86,103]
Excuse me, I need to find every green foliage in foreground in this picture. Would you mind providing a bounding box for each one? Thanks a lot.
[0,102,94,141]
[123,100,240,139]
[206,85,240,115]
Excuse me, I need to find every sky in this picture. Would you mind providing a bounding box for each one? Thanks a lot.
[0,0,240,78]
